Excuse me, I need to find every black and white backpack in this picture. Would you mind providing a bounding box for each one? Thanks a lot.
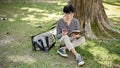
[31,32,56,53]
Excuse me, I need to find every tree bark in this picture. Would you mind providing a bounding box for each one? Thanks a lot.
[68,0,120,39]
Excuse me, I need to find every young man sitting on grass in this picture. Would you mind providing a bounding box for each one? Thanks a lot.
[56,5,86,66]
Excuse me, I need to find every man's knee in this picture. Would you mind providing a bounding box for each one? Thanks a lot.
[80,36,86,43]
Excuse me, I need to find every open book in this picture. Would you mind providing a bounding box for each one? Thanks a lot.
[69,29,84,35]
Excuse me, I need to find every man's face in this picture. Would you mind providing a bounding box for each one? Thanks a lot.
[64,12,74,20]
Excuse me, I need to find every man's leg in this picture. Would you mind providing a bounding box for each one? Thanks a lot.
[72,36,86,47]
[71,36,85,65]
[57,35,76,57]
[62,35,85,65]
[58,35,84,54]
[57,35,85,65]
[57,35,68,57]
[63,46,77,55]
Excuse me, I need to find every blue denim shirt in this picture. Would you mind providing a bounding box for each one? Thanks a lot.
[56,18,80,39]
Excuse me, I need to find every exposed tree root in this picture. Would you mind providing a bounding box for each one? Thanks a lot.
[97,17,116,40]
[85,19,97,39]
[98,10,120,34]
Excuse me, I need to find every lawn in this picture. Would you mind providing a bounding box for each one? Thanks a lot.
[0,1,120,68]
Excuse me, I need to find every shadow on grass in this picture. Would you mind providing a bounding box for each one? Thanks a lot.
[0,2,64,68]
[76,47,101,68]
[99,40,120,56]
[113,59,120,67]
[0,43,102,68]
[108,16,120,39]
[0,1,120,68]
[0,2,63,36]
[95,39,120,67]
[76,39,120,68]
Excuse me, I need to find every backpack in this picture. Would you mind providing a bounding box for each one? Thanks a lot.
[31,32,56,53]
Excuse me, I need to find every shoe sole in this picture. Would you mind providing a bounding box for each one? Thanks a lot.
[57,50,68,57]
[78,61,85,66]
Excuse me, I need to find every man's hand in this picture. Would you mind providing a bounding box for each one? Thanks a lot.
[71,33,80,38]
[62,31,68,35]
[62,28,68,36]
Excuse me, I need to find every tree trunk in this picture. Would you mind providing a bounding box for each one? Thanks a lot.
[68,0,120,39]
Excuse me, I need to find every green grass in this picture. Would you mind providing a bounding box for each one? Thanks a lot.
[103,0,120,31]
[0,1,120,68]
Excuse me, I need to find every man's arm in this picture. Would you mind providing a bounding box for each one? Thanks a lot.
[76,19,80,30]
[56,22,62,39]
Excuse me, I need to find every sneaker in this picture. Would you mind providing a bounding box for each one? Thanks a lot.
[78,61,85,66]
[57,47,68,57]
[76,54,85,65]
